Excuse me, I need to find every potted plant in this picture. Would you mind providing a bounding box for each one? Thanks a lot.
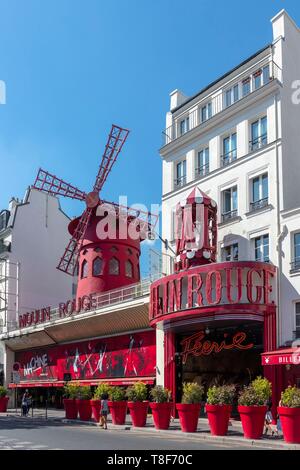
[238,376,271,439]
[91,383,111,422]
[0,387,9,412]
[63,383,79,419]
[150,385,172,430]
[108,387,127,425]
[278,386,300,444]
[176,382,204,433]
[205,385,235,436]
[76,386,92,421]
[126,382,149,427]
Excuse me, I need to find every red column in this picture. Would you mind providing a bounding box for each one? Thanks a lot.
[263,305,277,422]
[164,331,176,416]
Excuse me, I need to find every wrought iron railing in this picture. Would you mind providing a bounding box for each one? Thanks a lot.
[249,134,268,152]
[221,209,238,222]
[0,275,160,334]
[174,175,187,189]
[290,259,300,272]
[162,60,281,147]
[221,150,237,167]
[195,163,209,177]
[250,197,269,211]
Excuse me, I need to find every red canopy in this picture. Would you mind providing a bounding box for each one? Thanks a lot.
[261,348,300,366]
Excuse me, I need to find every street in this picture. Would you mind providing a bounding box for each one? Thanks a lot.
[0,416,259,450]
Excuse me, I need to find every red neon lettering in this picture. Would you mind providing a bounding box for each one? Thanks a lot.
[187,274,203,308]
[225,267,242,303]
[206,270,222,305]
[247,268,263,303]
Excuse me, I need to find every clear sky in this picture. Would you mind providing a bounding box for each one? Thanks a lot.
[0,0,299,276]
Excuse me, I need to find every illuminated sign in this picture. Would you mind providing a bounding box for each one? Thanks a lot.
[180,330,254,364]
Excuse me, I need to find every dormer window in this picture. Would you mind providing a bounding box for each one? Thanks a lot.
[81,260,88,279]
[125,260,133,278]
[93,257,103,276]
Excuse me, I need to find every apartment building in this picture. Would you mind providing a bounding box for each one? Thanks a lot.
[160,9,300,347]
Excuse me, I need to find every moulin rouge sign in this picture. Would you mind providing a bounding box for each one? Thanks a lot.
[149,261,276,323]
[18,293,100,328]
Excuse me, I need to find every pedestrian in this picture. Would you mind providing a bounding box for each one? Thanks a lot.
[21,390,29,416]
[27,394,32,415]
[99,393,109,430]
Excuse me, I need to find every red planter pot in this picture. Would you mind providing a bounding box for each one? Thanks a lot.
[205,404,232,436]
[108,401,127,425]
[278,406,300,444]
[238,405,267,439]
[150,402,173,430]
[76,399,92,421]
[128,401,149,427]
[90,400,101,422]
[63,399,78,419]
[0,397,9,412]
[176,403,201,433]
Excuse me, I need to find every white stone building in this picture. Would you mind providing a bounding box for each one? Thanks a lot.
[158,8,300,376]
[0,187,74,385]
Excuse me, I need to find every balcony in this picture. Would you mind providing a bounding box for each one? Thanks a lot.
[174,175,187,189]
[250,197,269,212]
[249,134,268,152]
[162,60,281,147]
[221,150,237,167]
[221,209,238,222]
[290,258,300,273]
[195,163,209,178]
[0,242,11,255]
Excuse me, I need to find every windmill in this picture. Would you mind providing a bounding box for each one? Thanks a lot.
[32,124,158,299]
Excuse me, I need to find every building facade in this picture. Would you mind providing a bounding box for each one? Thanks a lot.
[0,187,74,387]
[152,10,300,408]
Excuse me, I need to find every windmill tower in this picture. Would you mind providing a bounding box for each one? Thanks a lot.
[33,124,158,300]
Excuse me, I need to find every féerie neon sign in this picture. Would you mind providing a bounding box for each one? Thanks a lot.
[180,330,254,364]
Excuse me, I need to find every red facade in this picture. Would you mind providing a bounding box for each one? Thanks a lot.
[15,330,156,383]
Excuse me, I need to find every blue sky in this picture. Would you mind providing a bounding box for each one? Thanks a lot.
[0,0,299,276]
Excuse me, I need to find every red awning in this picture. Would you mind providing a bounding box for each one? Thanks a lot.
[262,348,300,366]
[8,381,65,389]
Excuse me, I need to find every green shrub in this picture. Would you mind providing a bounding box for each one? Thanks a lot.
[206,385,236,405]
[63,383,80,399]
[77,386,92,400]
[181,382,204,404]
[238,376,271,406]
[126,382,148,402]
[109,387,126,402]
[0,386,7,398]
[150,385,171,403]
[281,386,300,408]
[93,383,112,400]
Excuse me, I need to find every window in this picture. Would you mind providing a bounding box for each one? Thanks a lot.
[110,246,118,253]
[292,233,300,270]
[179,116,189,135]
[125,260,133,278]
[262,64,270,84]
[253,70,262,90]
[295,303,300,334]
[222,133,237,166]
[254,234,269,262]
[222,186,237,222]
[201,102,212,122]
[250,116,267,150]
[127,248,133,255]
[109,257,120,275]
[242,77,251,96]
[175,160,186,187]
[93,257,103,276]
[224,84,239,108]
[81,260,88,278]
[94,247,102,253]
[250,173,268,211]
[196,148,209,176]
[222,243,238,261]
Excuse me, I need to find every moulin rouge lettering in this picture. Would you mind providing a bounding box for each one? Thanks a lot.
[150,263,276,320]
[18,292,99,328]
[180,330,254,364]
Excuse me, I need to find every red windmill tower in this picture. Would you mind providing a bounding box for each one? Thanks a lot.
[32,124,158,300]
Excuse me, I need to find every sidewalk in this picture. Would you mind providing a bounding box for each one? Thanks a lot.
[2,408,300,449]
